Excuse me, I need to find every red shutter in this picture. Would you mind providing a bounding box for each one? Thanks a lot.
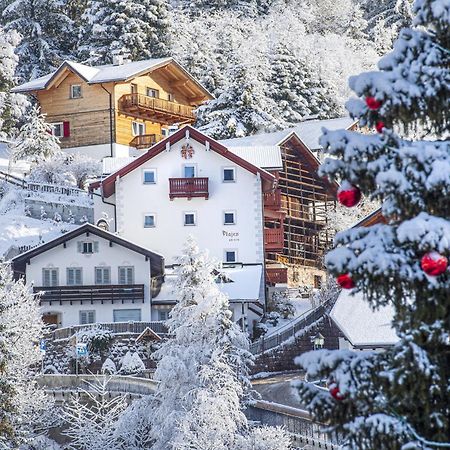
[63,121,70,138]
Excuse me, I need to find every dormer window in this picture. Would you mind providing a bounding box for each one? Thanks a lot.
[77,241,99,254]
[70,84,82,99]
[146,88,159,98]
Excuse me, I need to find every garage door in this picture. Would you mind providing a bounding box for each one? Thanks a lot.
[113,309,142,322]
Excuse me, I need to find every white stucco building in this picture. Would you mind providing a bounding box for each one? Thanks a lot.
[12,223,164,328]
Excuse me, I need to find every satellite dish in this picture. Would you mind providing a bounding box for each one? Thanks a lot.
[96,219,109,231]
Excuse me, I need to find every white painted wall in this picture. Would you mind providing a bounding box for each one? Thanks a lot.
[25,233,152,327]
[92,192,116,231]
[104,137,265,265]
[63,143,131,160]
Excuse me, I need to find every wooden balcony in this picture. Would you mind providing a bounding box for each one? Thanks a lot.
[119,93,196,124]
[130,134,162,149]
[266,266,288,285]
[264,189,282,210]
[169,177,209,200]
[34,284,145,305]
[265,226,284,252]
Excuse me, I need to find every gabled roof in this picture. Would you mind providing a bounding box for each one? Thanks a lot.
[11,58,213,100]
[227,146,283,170]
[354,208,385,228]
[12,223,165,278]
[90,126,276,198]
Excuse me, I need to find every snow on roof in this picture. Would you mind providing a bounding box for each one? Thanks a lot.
[156,265,262,302]
[11,73,54,92]
[220,117,356,151]
[102,156,136,175]
[227,146,282,169]
[330,290,399,348]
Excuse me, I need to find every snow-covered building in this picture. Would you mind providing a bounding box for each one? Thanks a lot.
[11,58,213,159]
[330,289,399,350]
[11,223,164,327]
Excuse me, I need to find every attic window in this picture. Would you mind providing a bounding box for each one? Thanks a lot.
[70,84,82,99]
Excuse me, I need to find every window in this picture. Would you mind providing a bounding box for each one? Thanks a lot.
[67,268,82,285]
[223,211,236,225]
[143,169,156,184]
[223,167,236,182]
[132,121,145,136]
[184,212,196,226]
[118,266,134,285]
[95,267,111,285]
[167,92,174,101]
[144,214,156,228]
[51,122,64,138]
[314,275,323,289]
[183,165,196,178]
[224,250,237,263]
[42,268,58,287]
[113,309,142,322]
[79,310,96,325]
[131,83,138,94]
[158,310,169,321]
[78,241,99,254]
[70,84,82,99]
[83,242,93,254]
[146,88,159,98]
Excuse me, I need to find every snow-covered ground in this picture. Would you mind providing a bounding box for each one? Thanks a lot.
[0,143,30,175]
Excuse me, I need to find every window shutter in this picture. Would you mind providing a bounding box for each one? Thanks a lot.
[127,267,133,284]
[51,269,58,286]
[43,270,50,287]
[104,268,111,284]
[63,121,70,138]
[76,269,82,285]
[80,311,87,325]
[93,242,99,253]
[88,311,95,323]
[77,242,82,253]
[95,268,102,285]
[67,269,74,285]
[119,268,126,285]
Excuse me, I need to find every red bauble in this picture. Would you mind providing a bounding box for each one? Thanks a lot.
[421,252,448,276]
[337,181,361,207]
[329,386,345,401]
[337,273,356,289]
[375,121,385,133]
[366,96,382,110]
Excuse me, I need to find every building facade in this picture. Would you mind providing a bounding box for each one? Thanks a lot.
[11,59,212,159]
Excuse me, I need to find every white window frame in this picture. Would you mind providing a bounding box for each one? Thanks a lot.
[142,169,157,184]
[144,213,156,228]
[224,250,238,263]
[42,268,59,287]
[222,167,236,183]
[223,210,236,225]
[183,211,196,226]
[79,310,96,325]
[132,121,146,136]
[118,266,135,285]
[67,267,83,286]
[70,84,82,99]
[113,309,142,322]
[183,164,197,178]
[95,266,111,285]
[51,122,64,138]
[146,88,159,98]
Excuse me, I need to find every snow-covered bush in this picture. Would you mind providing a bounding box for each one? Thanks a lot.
[101,357,117,375]
[66,153,102,189]
[75,325,113,355]
[236,426,292,450]
[119,351,145,375]
[267,290,295,319]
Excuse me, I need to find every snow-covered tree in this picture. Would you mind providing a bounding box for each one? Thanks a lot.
[11,105,60,162]
[2,0,74,81]
[63,376,127,450]
[236,426,292,450]
[78,0,171,64]
[66,153,102,189]
[296,1,450,448]
[149,237,253,449]
[0,263,51,448]
[119,351,145,375]
[0,27,29,140]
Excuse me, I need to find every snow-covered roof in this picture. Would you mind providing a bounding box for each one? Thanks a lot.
[11,58,212,98]
[156,265,262,302]
[102,156,136,175]
[220,117,356,151]
[227,146,282,170]
[330,290,399,348]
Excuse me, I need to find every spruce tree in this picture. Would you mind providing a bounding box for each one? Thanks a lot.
[78,0,170,65]
[295,0,449,448]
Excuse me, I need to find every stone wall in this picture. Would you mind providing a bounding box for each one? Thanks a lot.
[25,198,94,224]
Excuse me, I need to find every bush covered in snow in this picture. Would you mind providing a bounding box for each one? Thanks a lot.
[75,325,113,355]
[101,357,117,375]
[267,290,295,319]
[119,351,145,375]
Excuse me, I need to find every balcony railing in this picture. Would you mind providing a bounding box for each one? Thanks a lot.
[265,227,284,252]
[266,266,288,285]
[130,134,162,149]
[34,284,145,304]
[264,189,282,210]
[119,93,196,124]
[169,177,209,200]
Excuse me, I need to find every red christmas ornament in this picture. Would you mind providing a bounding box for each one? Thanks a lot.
[329,386,345,401]
[421,252,448,276]
[366,96,382,110]
[337,181,362,207]
[337,273,355,289]
[375,121,385,133]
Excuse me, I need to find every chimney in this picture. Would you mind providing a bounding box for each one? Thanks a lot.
[112,53,124,66]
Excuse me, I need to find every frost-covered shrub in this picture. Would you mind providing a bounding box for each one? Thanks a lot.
[101,357,117,374]
[265,311,281,327]
[253,321,268,340]
[267,290,295,319]
[75,326,113,355]
[236,426,291,450]
[119,351,145,375]
[28,152,71,185]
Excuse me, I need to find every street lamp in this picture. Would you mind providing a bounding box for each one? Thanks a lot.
[312,332,325,350]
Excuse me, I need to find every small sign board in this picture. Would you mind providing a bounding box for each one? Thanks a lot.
[39,339,46,354]
[76,343,88,357]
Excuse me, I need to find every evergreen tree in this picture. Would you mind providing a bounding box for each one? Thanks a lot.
[11,105,60,162]
[78,0,171,65]
[296,0,450,448]
[2,0,74,80]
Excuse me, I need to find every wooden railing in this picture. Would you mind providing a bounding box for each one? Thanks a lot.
[169,177,209,199]
[265,227,284,251]
[264,189,282,210]
[266,266,288,284]
[119,93,196,122]
[129,134,162,149]
[34,284,145,304]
